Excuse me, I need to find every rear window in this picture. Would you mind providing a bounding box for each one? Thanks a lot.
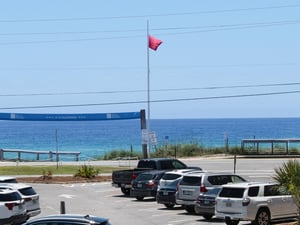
[162,174,182,181]
[0,192,22,201]
[19,187,37,196]
[219,187,245,198]
[0,178,17,183]
[136,173,154,181]
[137,160,156,169]
[180,176,202,186]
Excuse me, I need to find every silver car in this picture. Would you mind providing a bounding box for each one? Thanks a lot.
[156,169,201,208]
[194,187,221,219]
[215,182,298,225]
[176,172,246,214]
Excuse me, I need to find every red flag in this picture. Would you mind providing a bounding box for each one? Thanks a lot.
[148,35,162,51]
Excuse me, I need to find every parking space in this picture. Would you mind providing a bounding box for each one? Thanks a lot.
[26,158,298,225]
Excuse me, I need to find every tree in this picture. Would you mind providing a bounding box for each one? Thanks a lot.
[273,159,300,223]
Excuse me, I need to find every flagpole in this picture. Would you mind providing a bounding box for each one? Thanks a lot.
[146,20,151,158]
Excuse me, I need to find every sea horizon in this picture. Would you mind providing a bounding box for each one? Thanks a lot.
[1,117,300,161]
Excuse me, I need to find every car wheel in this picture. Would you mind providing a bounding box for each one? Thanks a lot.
[254,208,270,225]
[225,218,240,225]
[121,187,130,195]
[136,196,144,201]
[164,203,175,208]
[184,205,195,213]
[203,214,213,220]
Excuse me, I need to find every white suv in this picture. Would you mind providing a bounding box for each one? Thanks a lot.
[0,183,41,218]
[0,176,17,183]
[0,188,28,224]
[176,172,246,213]
[215,182,298,225]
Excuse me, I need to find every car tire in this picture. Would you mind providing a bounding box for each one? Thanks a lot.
[225,218,240,225]
[136,196,144,201]
[164,203,175,209]
[203,214,213,220]
[254,208,271,225]
[121,187,130,195]
[184,205,195,213]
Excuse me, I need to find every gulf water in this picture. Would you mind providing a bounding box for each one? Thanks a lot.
[1,118,300,161]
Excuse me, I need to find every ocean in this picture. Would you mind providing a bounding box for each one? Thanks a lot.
[1,118,300,161]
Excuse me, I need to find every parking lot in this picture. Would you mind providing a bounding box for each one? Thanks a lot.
[22,157,298,225]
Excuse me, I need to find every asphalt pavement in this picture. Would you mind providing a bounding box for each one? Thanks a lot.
[23,156,299,225]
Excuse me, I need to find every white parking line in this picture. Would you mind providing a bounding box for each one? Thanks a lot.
[59,194,75,199]
[166,218,198,225]
[151,212,178,217]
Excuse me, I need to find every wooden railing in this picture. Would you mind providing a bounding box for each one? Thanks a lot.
[0,148,80,161]
[241,138,300,155]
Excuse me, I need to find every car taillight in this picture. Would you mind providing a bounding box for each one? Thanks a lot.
[242,197,250,206]
[147,181,155,187]
[24,197,32,202]
[200,184,207,193]
[5,203,15,210]
[132,173,138,180]
[176,183,180,192]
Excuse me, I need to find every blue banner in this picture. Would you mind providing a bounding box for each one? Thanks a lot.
[0,112,141,121]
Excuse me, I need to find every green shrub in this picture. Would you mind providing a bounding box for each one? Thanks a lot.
[74,165,99,178]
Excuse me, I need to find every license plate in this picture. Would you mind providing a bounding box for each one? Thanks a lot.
[204,200,209,205]
[183,190,192,195]
[137,184,142,188]
[226,201,232,207]
[163,191,168,195]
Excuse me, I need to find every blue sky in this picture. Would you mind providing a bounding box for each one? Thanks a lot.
[0,1,299,119]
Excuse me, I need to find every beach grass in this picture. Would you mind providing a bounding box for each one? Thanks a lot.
[98,144,240,160]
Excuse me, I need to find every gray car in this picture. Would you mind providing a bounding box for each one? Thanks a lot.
[22,214,111,225]
[131,170,165,201]
[194,187,221,219]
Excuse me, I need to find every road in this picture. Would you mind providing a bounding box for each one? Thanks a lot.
[24,157,297,225]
